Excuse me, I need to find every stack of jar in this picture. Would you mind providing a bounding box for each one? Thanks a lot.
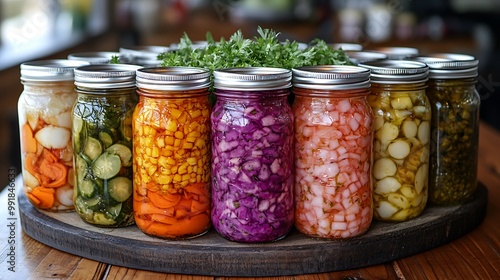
[18,49,480,242]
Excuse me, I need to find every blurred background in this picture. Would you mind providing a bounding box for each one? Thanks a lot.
[0,0,499,188]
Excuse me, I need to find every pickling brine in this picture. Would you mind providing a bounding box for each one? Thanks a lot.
[292,66,373,239]
[18,60,90,211]
[133,67,212,239]
[361,60,430,222]
[73,64,140,227]
[211,68,294,243]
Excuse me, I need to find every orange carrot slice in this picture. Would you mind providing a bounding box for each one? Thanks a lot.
[21,124,37,154]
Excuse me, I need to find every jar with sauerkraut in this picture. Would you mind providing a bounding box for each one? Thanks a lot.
[211,67,294,243]
[72,64,140,227]
[18,59,90,211]
[360,60,431,222]
[292,65,374,239]
[415,54,480,205]
[133,67,212,239]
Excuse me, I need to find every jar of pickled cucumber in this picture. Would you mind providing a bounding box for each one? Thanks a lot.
[211,67,294,243]
[72,64,140,227]
[18,59,90,211]
[133,66,212,239]
[360,60,430,222]
[415,54,480,205]
[292,65,373,239]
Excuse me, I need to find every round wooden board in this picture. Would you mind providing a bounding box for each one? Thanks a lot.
[19,183,488,277]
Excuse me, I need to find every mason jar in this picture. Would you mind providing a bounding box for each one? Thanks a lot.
[18,59,89,211]
[360,60,430,222]
[72,64,140,227]
[415,54,480,205]
[292,65,374,239]
[133,66,212,239]
[211,67,294,243]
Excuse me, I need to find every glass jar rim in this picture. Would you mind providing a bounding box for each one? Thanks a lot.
[136,66,210,91]
[74,64,141,89]
[292,65,371,90]
[20,59,90,82]
[214,67,291,91]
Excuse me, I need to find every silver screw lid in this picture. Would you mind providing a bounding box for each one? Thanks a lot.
[359,60,429,84]
[346,51,388,64]
[214,67,292,91]
[414,53,478,79]
[292,65,371,90]
[20,59,90,82]
[136,66,210,91]
[74,64,142,89]
[367,46,419,60]
[119,46,168,66]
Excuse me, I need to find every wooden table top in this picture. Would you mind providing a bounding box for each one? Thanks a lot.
[2,121,499,279]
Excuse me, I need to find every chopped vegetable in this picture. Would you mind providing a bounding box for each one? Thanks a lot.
[133,94,211,238]
[73,93,136,227]
[368,88,431,221]
[293,92,373,239]
[210,90,294,242]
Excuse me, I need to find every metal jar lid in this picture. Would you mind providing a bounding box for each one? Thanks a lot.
[292,65,371,90]
[214,67,292,91]
[413,53,478,79]
[359,60,429,84]
[20,59,90,82]
[74,64,142,89]
[68,52,128,64]
[136,66,210,91]
[119,46,168,66]
[345,51,388,64]
[368,46,419,60]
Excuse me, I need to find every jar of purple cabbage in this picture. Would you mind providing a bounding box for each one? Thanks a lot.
[211,67,294,243]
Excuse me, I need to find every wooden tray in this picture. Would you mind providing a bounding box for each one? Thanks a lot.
[19,183,488,277]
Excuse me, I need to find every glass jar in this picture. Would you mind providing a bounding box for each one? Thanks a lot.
[292,65,374,239]
[360,60,430,222]
[18,59,90,211]
[133,67,212,239]
[415,54,480,205]
[72,64,140,227]
[211,67,294,243]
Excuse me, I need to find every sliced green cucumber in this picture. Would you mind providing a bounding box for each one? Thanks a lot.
[106,203,123,219]
[108,177,132,202]
[92,152,121,180]
[78,179,95,198]
[83,137,102,161]
[75,155,88,182]
[93,213,116,225]
[106,143,132,167]
[99,131,114,148]
[84,195,101,208]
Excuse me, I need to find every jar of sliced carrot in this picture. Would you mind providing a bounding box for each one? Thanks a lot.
[18,59,90,211]
[133,67,212,239]
[292,65,373,239]
[211,67,294,243]
[72,64,141,227]
[360,60,430,222]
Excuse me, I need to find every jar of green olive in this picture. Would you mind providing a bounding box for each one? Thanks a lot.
[415,54,480,205]
[72,64,141,227]
[360,60,430,222]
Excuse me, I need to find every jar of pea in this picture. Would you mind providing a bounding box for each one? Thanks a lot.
[133,66,212,239]
[415,54,480,205]
[72,64,140,227]
[360,60,430,222]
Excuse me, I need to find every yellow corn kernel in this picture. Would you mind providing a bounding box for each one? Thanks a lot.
[173,174,182,182]
[194,139,205,149]
[150,157,158,165]
[201,109,209,118]
[178,164,187,175]
[166,119,178,132]
[146,147,152,157]
[163,150,173,156]
[188,109,202,119]
[182,142,193,149]
[166,157,176,165]
[152,147,159,158]
[189,178,197,183]
[158,156,168,166]
[170,108,182,119]
[186,157,197,166]
[181,174,191,181]
[178,113,187,124]
[171,165,178,174]
[164,136,175,146]
[174,131,184,139]
[147,165,157,176]
[174,139,181,147]
[197,166,204,175]
[156,174,173,184]
[196,175,202,182]
[156,137,165,148]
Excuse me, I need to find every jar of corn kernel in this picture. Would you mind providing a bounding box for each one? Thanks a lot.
[133,66,212,239]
